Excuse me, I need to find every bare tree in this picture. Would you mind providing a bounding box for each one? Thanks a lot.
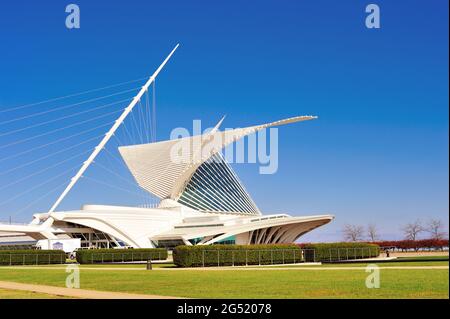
[426,219,447,240]
[402,220,424,241]
[343,224,365,242]
[367,223,379,242]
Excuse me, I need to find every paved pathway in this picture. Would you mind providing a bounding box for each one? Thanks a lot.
[0,281,182,299]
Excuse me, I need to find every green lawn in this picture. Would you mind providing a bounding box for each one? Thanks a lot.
[261,261,449,267]
[0,261,448,299]
[396,256,449,261]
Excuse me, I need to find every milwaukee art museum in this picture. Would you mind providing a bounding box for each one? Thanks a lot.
[0,45,333,249]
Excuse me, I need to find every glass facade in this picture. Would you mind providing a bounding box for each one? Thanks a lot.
[178,153,260,215]
[213,236,236,245]
[151,239,185,249]
[188,237,204,245]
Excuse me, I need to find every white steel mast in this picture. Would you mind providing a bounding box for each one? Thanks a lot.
[48,44,179,213]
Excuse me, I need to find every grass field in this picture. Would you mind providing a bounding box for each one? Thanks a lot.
[0,261,448,299]
[267,261,449,267]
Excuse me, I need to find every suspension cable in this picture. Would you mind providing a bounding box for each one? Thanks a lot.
[10,179,73,218]
[0,87,138,126]
[0,163,81,207]
[0,135,102,176]
[0,121,114,164]
[0,76,147,114]
[0,149,92,191]
[0,108,122,151]
[0,98,130,138]
[83,175,145,197]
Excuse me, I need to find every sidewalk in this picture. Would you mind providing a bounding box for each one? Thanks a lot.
[0,281,182,299]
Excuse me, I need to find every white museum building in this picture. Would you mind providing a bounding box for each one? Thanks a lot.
[0,45,333,250]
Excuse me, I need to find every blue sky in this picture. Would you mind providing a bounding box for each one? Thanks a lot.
[0,0,448,241]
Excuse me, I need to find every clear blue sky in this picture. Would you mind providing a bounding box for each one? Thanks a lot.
[0,0,448,241]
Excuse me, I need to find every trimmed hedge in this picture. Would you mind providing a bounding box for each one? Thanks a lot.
[373,239,449,251]
[76,248,168,264]
[0,250,66,265]
[299,242,380,262]
[173,244,302,267]
[0,244,35,251]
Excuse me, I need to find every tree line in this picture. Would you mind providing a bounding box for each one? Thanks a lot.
[342,218,448,242]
